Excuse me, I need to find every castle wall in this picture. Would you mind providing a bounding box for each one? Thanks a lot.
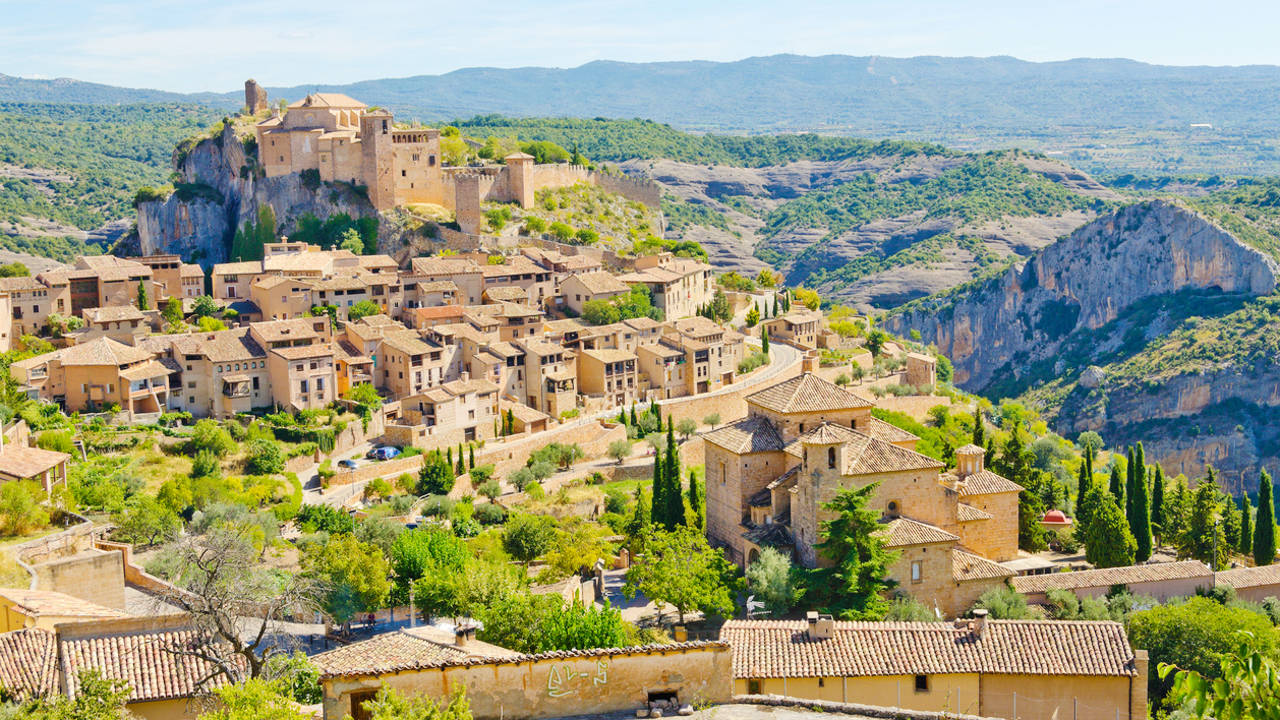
[590,171,662,208]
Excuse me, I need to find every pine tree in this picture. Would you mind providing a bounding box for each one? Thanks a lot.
[1255,469,1276,566]
[687,470,704,529]
[1131,445,1152,562]
[1151,464,1166,543]
[1240,495,1254,556]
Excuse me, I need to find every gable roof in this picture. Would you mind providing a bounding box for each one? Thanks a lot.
[57,337,153,367]
[747,373,874,414]
[868,417,920,444]
[957,469,1024,496]
[311,626,519,678]
[878,518,959,547]
[288,92,366,109]
[720,619,1139,679]
[0,445,70,479]
[567,270,630,296]
[838,432,944,475]
[952,548,1016,582]
[703,415,785,454]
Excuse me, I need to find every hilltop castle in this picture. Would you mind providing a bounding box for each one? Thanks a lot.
[247,82,659,233]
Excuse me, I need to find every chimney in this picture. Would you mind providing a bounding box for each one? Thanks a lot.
[806,611,834,640]
[461,370,470,382]
[455,622,477,647]
[971,609,989,639]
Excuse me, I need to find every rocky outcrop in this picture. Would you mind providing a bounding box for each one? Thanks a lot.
[135,123,375,266]
[886,200,1280,388]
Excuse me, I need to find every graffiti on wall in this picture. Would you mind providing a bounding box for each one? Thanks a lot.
[547,659,609,697]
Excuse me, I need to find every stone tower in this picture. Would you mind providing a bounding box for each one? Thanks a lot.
[454,174,484,235]
[504,152,535,208]
[244,79,268,115]
[359,110,396,211]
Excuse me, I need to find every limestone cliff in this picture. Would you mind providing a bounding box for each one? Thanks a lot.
[131,123,375,265]
[886,200,1280,484]
[887,201,1278,388]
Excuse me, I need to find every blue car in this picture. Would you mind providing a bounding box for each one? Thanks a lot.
[366,446,401,461]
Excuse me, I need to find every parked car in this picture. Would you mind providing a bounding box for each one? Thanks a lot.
[338,459,359,470]
[366,446,401,461]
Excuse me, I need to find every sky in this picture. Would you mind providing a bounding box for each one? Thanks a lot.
[4,0,1280,93]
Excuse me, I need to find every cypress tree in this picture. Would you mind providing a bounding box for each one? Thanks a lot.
[446,446,453,467]
[469,445,476,470]
[651,401,661,423]
[1240,495,1254,556]
[455,454,465,475]
[761,328,769,355]
[136,280,148,310]
[629,404,638,428]
[1109,463,1125,511]
[972,411,985,448]
[664,417,684,527]
[1255,470,1276,566]
[651,445,665,529]
[1131,447,1152,562]
[1124,446,1137,529]
[1151,464,1166,543]
[1074,452,1098,544]
[687,470,704,528]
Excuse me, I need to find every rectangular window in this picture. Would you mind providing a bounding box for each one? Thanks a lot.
[914,675,929,692]
[252,377,259,390]
[747,680,761,695]
[911,561,922,584]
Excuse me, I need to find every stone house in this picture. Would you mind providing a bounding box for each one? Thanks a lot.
[762,309,824,349]
[1,276,68,338]
[578,348,639,409]
[616,253,713,321]
[515,338,576,417]
[703,373,1021,617]
[561,270,631,315]
[669,316,744,394]
[12,337,172,415]
[0,589,126,633]
[41,256,158,315]
[721,614,1147,720]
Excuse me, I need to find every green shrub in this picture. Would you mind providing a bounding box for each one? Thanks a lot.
[475,502,507,525]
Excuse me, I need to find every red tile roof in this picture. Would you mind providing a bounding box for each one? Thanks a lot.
[720,620,1139,679]
[747,373,874,414]
[0,628,57,699]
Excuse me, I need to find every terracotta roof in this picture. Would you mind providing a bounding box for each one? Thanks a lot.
[868,417,920,444]
[84,305,146,324]
[747,373,874,414]
[0,276,46,292]
[484,286,530,302]
[288,92,366,109]
[621,316,662,331]
[417,280,460,293]
[413,305,467,321]
[720,619,1139,679]
[250,317,327,343]
[1011,560,1213,595]
[703,415,785,454]
[57,337,153,367]
[0,445,69,479]
[957,469,1024,496]
[957,504,992,522]
[517,339,562,357]
[311,626,519,678]
[315,632,722,679]
[955,444,986,455]
[672,316,725,338]
[0,629,56,699]
[878,518,959,547]
[1215,564,1280,590]
[568,270,630,296]
[382,333,434,356]
[170,328,265,363]
[838,432,944,475]
[212,261,263,275]
[581,348,637,364]
[119,359,172,381]
[0,589,128,620]
[797,422,862,445]
[270,343,334,360]
[442,377,498,396]
[952,548,1016,582]
[60,623,235,703]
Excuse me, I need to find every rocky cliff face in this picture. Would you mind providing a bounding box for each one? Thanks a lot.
[887,200,1279,388]
[887,200,1280,484]
[132,123,375,265]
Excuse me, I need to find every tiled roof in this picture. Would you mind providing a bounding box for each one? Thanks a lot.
[581,348,637,363]
[0,445,70,479]
[0,628,56,699]
[720,619,1138,679]
[952,548,1016,582]
[1011,560,1213,595]
[212,261,264,275]
[270,343,334,360]
[417,280,460,293]
[743,521,795,549]
[878,518,959,547]
[703,416,785,454]
[312,626,519,678]
[0,276,46,292]
[747,373,874,414]
[170,328,265,363]
[955,444,986,455]
[84,305,145,324]
[569,270,630,296]
[250,317,327,343]
[957,504,992,522]
[57,337,153,367]
[288,92,366,108]
[119,359,172,381]
[0,589,128,620]
[60,623,236,703]
[1216,563,1280,590]
[672,316,725,338]
[839,432,944,475]
[484,286,531,302]
[382,333,434,356]
[868,417,920,444]
[797,422,862,445]
[957,469,1024,496]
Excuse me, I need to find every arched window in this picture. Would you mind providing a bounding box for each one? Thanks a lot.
[827,447,836,469]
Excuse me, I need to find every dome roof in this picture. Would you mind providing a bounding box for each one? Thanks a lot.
[1043,510,1070,524]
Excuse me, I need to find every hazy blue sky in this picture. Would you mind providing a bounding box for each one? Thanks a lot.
[3,0,1280,92]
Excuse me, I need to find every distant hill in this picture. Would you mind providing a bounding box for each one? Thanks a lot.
[0,73,233,107]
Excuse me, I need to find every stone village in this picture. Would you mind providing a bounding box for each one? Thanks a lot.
[1,85,1276,720]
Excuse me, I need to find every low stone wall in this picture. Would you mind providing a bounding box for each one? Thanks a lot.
[33,549,125,610]
[472,419,626,492]
[321,641,732,720]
